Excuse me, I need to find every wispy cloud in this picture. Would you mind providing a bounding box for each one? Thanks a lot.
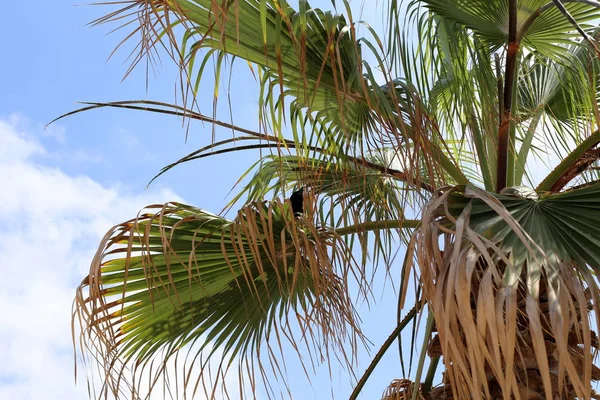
[44,123,66,143]
[0,117,180,398]
[117,128,158,162]
[0,116,258,399]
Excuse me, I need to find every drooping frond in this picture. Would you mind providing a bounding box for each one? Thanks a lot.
[92,0,469,193]
[74,200,362,398]
[382,378,424,399]
[232,151,423,269]
[95,0,380,146]
[389,0,600,191]
[235,154,415,216]
[444,184,600,268]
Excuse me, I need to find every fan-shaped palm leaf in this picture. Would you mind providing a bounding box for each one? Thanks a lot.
[95,0,468,188]
[411,0,600,58]
[75,200,361,398]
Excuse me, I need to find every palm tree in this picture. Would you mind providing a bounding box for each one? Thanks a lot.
[67,0,600,398]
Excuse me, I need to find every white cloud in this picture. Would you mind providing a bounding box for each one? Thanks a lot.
[0,118,182,398]
[44,123,67,143]
[0,119,45,162]
[0,117,259,400]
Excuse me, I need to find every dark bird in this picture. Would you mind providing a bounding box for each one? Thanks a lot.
[290,187,304,216]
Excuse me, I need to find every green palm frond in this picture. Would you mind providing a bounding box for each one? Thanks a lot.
[518,44,600,123]
[234,154,415,217]
[103,0,384,147]
[75,200,361,398]
[445,183,600,271]
[231,151,422,269]
[426,19,499,189]
[394,1,600,190]
[413,0,600,57]
[514,39,600,185]
[95,0,468,190]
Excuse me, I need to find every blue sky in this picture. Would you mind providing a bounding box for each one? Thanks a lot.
[0,1,416,399]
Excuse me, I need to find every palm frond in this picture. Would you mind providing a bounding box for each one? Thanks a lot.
[443,184,600,268]
[518,40,600,121]
[227,149,428,270]
[92,0,469,193]
[410,0,600,58]
[391,1,600,191]
[74,200,362,398]
[232,154,414,215]
[97,0,383,147]
[426,19,499,190]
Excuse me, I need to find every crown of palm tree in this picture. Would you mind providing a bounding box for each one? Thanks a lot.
[61,0,600,398]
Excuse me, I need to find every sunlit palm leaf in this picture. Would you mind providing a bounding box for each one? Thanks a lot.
[235,154,412,216]
[413,0,600,57]
[445,184,600,269]
[395,1,600,191]
[426,18,499,189]
[96,0,468,190]
[231,151,422,269]
[102,0,385,147]
[518,43,600,122]
[74,200,360,398]
[514,38,600,186]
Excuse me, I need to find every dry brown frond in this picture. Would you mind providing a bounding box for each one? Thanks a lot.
[382,378,425,400]
[413,186,600,399]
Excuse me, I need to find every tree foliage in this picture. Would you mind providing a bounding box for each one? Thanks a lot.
[65,0,600,398]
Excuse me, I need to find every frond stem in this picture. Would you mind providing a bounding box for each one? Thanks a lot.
[497,0,519,192]
[335,219,420,237]
[537,129,600,192]
[515,108,543,186]
[494,53,504,125]
[563,178,600,191]
[422,356,441,395]
[552,0,600,56]
[349,303,422,400]
[469,111,494,191]
[53,100,434,191]
[410,310,435,400]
